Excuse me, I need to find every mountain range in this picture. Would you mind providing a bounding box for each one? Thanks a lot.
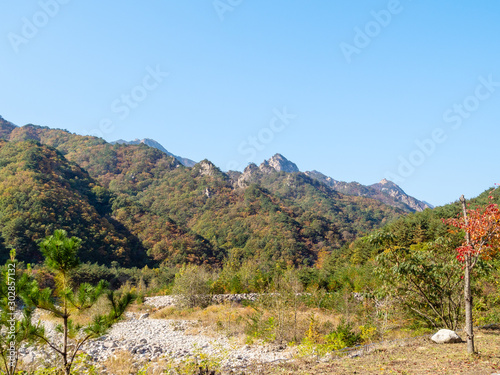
[0,115,429,267]
[112,134,431,213]
[304,171,432,212]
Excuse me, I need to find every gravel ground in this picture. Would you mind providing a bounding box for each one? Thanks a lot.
[18,297,295,372]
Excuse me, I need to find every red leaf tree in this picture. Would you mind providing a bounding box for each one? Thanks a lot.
[444,194,500,354]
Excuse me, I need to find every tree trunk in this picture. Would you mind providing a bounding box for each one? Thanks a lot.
[62,274,71,375]
[63,309,72,375]
[464,254,474,354]
[460,195,474,354]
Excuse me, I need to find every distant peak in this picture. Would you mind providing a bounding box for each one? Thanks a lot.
[0,116,17,140]
[111,137,196,167]
[371,179,405,193]
[377,179,402,189]
[422,201,435,209]
[0,115,17,127]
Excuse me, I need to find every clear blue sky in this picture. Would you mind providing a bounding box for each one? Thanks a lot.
[1,1,499,207]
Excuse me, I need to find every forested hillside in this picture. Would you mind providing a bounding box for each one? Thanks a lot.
[340,187,500,266]
[0,140,144,265]
[0,121,406,267]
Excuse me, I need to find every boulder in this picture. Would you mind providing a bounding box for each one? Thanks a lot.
[431,329,462,344]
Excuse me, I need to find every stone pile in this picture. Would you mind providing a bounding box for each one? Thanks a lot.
[144,293,260,309]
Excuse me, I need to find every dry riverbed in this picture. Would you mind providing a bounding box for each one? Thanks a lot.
[18,296,295,373]
[16,296,500,374]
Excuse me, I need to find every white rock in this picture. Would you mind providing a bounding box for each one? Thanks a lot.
[103,341,117,348]
[21,352,35,364]
[431,329,462,344]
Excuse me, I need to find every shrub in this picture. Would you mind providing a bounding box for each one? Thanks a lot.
[324,319,361,349]
[245,309,277,343]
[70,262,115,286]
[171,264,213,308]
[300,316,361,356]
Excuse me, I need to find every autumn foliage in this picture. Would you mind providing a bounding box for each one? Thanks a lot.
[444,197,500,263]
[0,123,403,268]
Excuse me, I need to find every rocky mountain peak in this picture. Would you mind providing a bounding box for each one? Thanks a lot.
[370,179,406,195]
[370,179,431,212]
[261,154,299,173]
[377,178,400,189]
[196,160,217,177]
[138,138,164,150]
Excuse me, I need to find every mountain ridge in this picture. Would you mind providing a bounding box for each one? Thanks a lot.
[0,116,430,213]
[112,138,196,167]
[0,115,17,139]
[236,153,431,213]
[304,169,431,212]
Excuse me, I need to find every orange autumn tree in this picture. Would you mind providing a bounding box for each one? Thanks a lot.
[444,194,500,354]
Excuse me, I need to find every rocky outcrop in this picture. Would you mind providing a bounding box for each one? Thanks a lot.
[196,160,218,177]
[232,154,299,188]
[234,163,260,188]
[261,154,299,173]
[370,179,432,212]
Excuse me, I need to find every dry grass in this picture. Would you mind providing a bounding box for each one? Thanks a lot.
[149,302,351,345]
[150,302,255,341]
[243,328,500,375]
[36,293,115,326]
[102,350,138,375]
